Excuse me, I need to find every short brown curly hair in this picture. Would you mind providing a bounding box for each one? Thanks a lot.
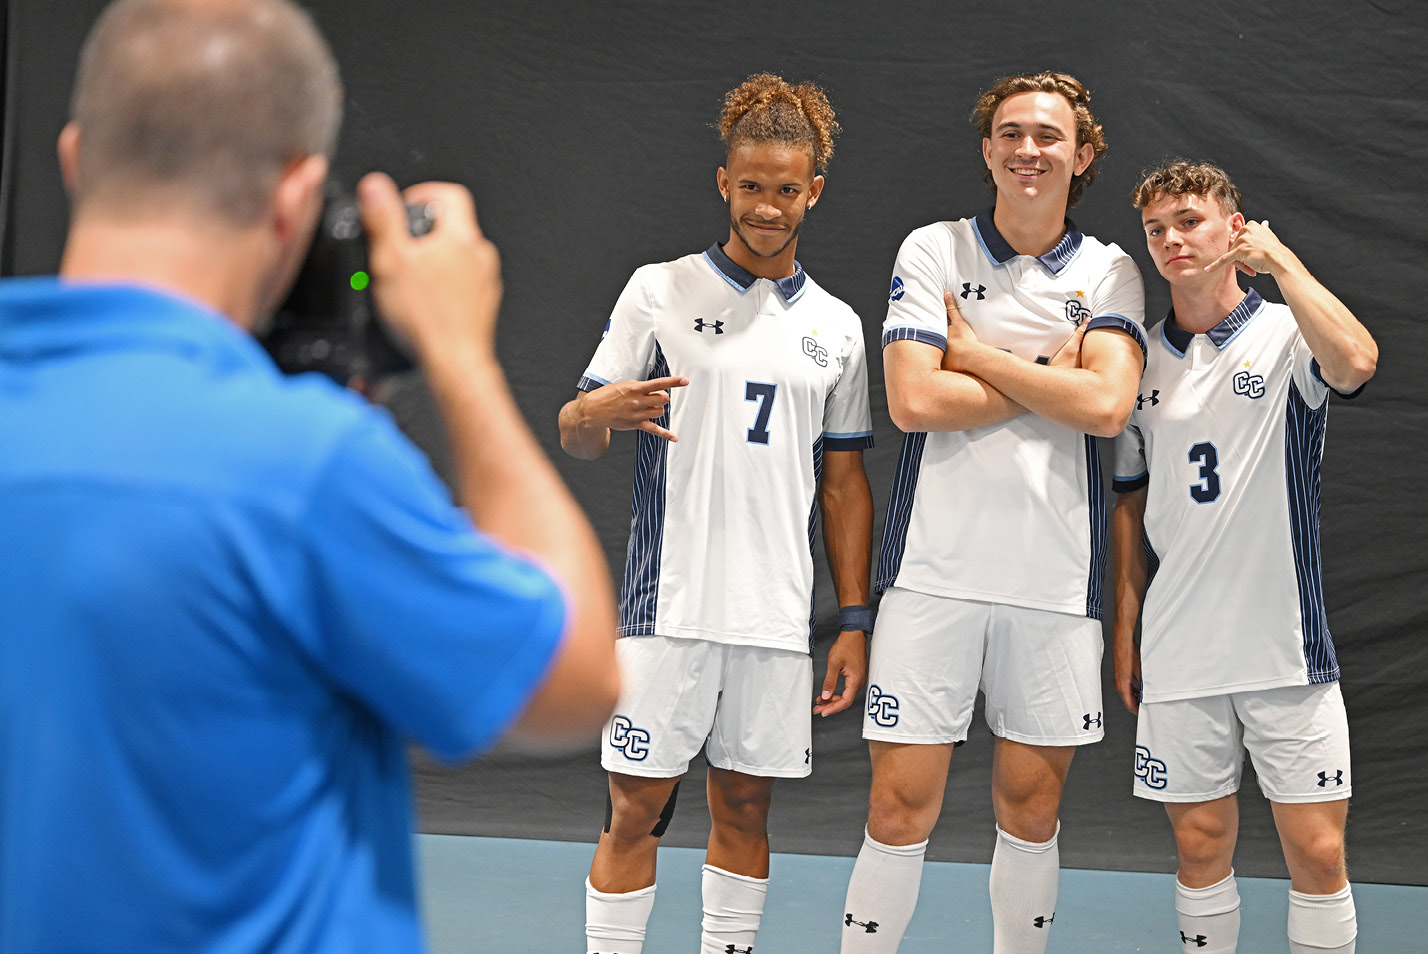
[718,73,839,173]
[1132,160,1243,216]
[971,71,1106,208]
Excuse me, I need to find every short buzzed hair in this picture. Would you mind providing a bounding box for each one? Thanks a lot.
[70,0,343,224]
[1132,160,1243,216]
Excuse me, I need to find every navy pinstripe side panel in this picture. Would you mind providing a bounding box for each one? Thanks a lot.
[807,436,824,649]
[1142,530,1160,586]
[1286,381,1339,682]
[1084,434,1107,620]
[874,432,927,594]
[618,346,670,636]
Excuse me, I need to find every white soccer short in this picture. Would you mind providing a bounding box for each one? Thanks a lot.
[862,588,1105,746]
[1133,682,1352,803]
[601,635,814,778]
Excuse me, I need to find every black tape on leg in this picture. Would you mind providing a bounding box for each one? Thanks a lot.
[603,790,613,834]
[649,781,681,838]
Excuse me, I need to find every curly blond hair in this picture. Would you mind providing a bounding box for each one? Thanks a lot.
[1132,160,1243,216]
[971,71,1106,208]
[718,73,839,172]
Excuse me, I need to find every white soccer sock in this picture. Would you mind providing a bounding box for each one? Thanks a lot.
[1287,884,1356,953]
[840,827,928,953]
[586,878,656,954]
[700,864,768,954]
[989,823,1060,954]
[1175,872,1241,954]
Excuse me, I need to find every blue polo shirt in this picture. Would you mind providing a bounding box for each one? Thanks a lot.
[0,279,568,954]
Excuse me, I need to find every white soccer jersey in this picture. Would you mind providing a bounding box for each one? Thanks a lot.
[579,243,874,654]
[1113,290,1359,703]
[878,214,1147,618]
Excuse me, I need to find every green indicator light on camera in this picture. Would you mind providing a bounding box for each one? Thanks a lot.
[350,270,370,291]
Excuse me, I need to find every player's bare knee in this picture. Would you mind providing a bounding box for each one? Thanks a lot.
[866,782,939,845]
[606,779,680,841]
[1173,820,1234,870]
[708,773,773,831]
[1294,828,1347,883]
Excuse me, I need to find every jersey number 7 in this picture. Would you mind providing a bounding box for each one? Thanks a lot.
[745,381,777,445]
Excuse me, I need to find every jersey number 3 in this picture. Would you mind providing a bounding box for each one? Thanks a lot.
[1188,441,1221,503]
[745,381,777,445]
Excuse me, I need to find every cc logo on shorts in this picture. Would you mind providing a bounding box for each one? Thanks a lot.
[609,715,651,761]
[866,684,900,727]
[1134,744,1168,790]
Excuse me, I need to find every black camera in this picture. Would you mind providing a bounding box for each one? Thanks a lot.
[261,188,434,384]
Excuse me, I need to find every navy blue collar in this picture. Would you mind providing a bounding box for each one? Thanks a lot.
[703,243,807,303]
[1161,288,1265,356]
[972,210,1084,276]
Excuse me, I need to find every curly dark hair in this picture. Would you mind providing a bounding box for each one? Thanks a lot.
[971,71,1106,208]
[718,73,839,172]
[1132,160,1243,216]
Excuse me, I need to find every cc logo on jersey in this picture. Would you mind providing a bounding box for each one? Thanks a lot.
[802,336,828,367]
[609,715,651,761]
[1064,299,1091,323]
[866,684,900,727]
[1232,370,1265,399]
[1134,744,1168,790]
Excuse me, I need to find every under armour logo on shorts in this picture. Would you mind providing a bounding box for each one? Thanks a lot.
[1318,770,1344,787]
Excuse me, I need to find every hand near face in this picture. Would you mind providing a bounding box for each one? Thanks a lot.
[1205,219,1294,278]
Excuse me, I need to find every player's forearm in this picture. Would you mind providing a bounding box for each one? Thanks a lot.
[956,345,1133,437]
[426,348,619,736]
[558,393,613,460]
[1110,489,1149,647]
[1273,259,1378,393]
[820,456,874,608]
[885,345,1025,432]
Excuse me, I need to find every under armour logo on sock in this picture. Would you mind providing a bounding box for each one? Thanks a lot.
[1180,931,1208,947]
[1033,913,1054,928]
[844,914,879,933]
[1318,770,1344,787]
[725,946,753,954]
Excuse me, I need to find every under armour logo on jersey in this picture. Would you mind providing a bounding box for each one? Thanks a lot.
[866,684,900,727]
[961,282,986,300]
[1033,914,1054,929]
[1181,931,1208,947]
[725,946,753,954]
[609,715,651,760]
[694,317,724,334]
[845,914,879,933]
[1318,770,1345,787]
[1065,299,1091,323]
[889,276,906,302]
[1137,390,1161,409]
[1232,370,1265,399]
[1135,744,1168,790]
[1083,711,1102,730]
[802,336,829,367]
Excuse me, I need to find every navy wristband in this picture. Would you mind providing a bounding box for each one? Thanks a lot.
[837,604,873,634]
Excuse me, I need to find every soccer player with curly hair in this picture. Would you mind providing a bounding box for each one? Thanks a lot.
[839,71,1147,953]
[1112,160,1375,954]
[559,73,875,954]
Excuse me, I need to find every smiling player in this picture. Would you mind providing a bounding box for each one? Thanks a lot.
[1112,160,1376,954]
[559,73,875,954]
[840,71,1146,954]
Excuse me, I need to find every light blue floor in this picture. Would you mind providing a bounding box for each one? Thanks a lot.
[418,834,1425,953]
